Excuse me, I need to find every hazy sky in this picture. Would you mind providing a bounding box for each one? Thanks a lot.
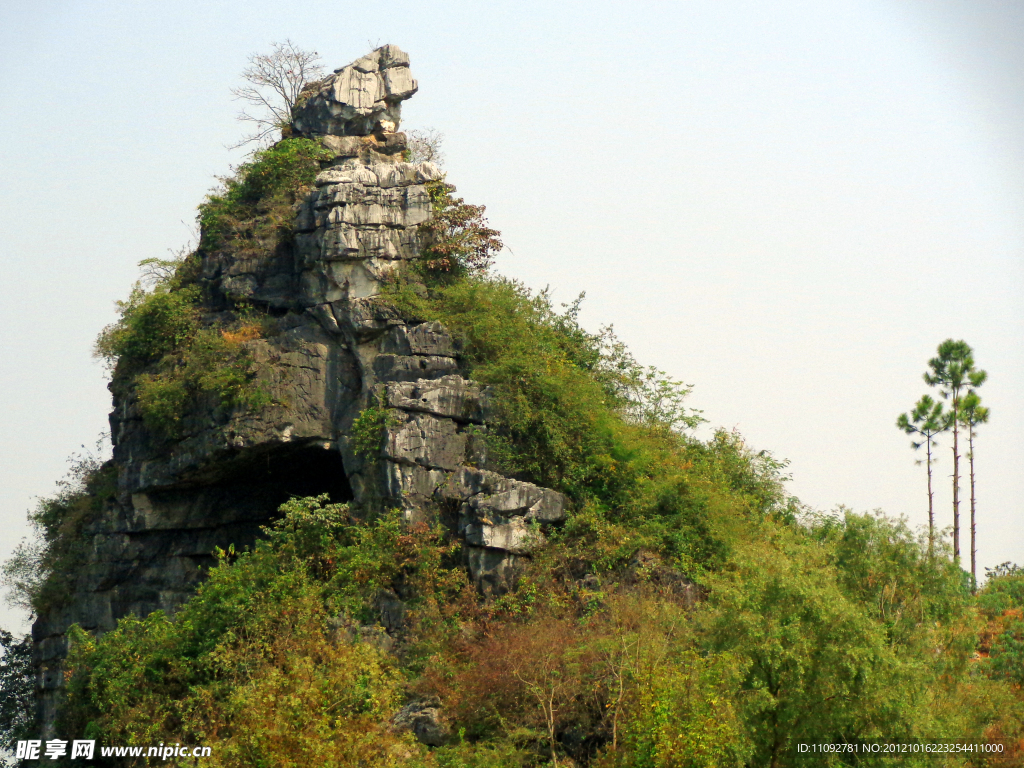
[1,0,1021,633]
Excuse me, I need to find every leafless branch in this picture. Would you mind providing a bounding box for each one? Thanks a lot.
[406,128,445,166]
[230,39,324,149]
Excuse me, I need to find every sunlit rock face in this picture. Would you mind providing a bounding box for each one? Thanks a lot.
[291,44,418,138]
[34,44,565,733]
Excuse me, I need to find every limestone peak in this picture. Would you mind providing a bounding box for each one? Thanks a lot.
[291,44,418,138]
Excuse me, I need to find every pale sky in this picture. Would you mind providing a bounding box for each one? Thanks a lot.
[1,0,1021,633]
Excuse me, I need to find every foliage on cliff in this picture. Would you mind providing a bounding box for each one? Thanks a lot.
[197,136,331,253]
[53,495,1024,767]
[0,630,34,754]
[1,454,116,617]
[93,138,331,438]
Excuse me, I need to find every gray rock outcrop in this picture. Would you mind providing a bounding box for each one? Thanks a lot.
[392,699,450,747]
[291,44,418,138]
[33,44,567,734]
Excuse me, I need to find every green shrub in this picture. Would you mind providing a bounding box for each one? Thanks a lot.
[381,272,804,581]
[611,647,747,768]
[418,180,503,280]
[388,277,697,499]
[976,564,1024,688]
[1,455,116,615]
[93,138,332,440]
[989,614,1024,686]
[351,396,402,460]
[135,372,190,435]
[133,323,273,439]
[699,531,927,767]
[806,508,969,645]
[198,137,332,252]
[0,630,35,753]
[426,740,536,768]
[94,283,200,373]
[977,563,1024,618]
[93,143,332,438]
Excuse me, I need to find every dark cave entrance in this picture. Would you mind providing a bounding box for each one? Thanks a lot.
[139,441,354,550]
[227,442,354,509]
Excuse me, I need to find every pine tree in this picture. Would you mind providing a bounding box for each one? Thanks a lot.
[959,385,989,589]
[897,395,947,556]
[923,340,979,564]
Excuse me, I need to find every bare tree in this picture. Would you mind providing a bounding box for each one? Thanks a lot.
[231,40,324,148]
[406,128,445,166]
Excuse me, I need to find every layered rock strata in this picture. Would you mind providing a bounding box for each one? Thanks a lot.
[33,45,566,732]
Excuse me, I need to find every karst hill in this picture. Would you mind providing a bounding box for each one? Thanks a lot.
[34,43,568,729]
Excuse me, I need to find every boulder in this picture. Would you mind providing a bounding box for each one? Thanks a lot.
[392,700,450,747]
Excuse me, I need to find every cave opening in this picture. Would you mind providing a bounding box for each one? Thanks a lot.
[140,441,354,537]
[217,441,354,515]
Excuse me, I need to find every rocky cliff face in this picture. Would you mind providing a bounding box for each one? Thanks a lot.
[33,45,566,732]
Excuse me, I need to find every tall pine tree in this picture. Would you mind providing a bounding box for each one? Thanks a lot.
[960,386,989,589]
[897,395,947,556]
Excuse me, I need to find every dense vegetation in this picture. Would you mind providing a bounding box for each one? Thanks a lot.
[3,144,1024,767]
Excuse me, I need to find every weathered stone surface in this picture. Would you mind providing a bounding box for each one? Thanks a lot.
[627,550,706,608]
[384,412,466,471]
[317,223,427,263]
[382,462,446,523]
[330,298,406,339]
[112,333,351,496]
[437,467,568,591]
[466,546,523,596]
[373,354,460,382]
[383,462,446,499]
[314,161,441,189]
[381,321,459,357]
[462,514,544,555]
[328,616,396,656]
[317,133,408,162]
[292,45,418,137]
[373,588,407,635]
[441,467,568,523]
[386,375,486,423]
